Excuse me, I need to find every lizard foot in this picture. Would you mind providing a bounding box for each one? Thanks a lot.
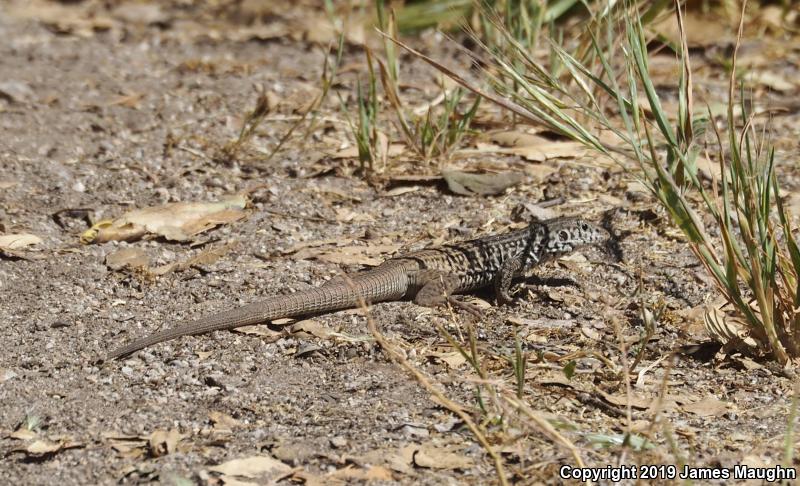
[447,296,485,319]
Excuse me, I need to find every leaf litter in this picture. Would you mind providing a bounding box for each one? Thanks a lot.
[81,194,248,244]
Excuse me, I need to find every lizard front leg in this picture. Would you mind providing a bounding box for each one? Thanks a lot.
[493,254,524,306]
[413,270,483,317]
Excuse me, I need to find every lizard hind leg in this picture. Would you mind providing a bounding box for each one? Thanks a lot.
[493,255,524,306]
[413,270,484,318]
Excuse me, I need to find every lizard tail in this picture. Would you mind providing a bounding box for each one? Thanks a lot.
[106,275,406,360]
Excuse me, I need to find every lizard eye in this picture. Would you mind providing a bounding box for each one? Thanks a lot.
[580,222,589,231]
[558,230,569,242]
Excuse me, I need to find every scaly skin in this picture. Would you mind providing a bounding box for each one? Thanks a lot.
[107,216,609,360]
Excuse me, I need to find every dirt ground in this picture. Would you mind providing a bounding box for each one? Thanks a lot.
[2,1,800,485]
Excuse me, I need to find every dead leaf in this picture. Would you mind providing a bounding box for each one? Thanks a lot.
[234,325,282,340]
[151,241,238,275]
[703,304,761,351]
[332,143,406,159]
[441,168,525,196]
[148,429,185,457]
[105,434,149,457]
[9,428,37,440]
[289,320,333,339]
[386,445,416,474]
[209,455,291,479]
[522,163,559,181]
[694,155,722,181]
[0,233,42,250]
[334,207,375,223]
[328,465,394,481]
[413,444,474,470]
[431,351,466,369]
[682,397,729,417]
[749,71,795,93]
[12,439,83,456]
[481,132,588,161]
[105,248,149,270]
[596,389,653,410]
[490,130,545,147]
[388,174,442,183]
[651,14,734,47]
[82,194,248,243]
[383,186,420,197]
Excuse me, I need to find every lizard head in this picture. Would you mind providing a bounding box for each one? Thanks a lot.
[542,217,610,257]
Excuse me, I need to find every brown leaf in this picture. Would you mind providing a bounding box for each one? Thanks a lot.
[694,155,722,181]
[651,14,734,47]
[413,444,474,470]
[681,397,729,417]
[441,168,525,196]
[9,428,37,440]
[332,143,406,159]
[105,248,149,271]
[703,304,761,351]
[489,130,546,147]
[430,351,466,369]
[0,233,42,250]
[148,429,185,457]
[750,71,795,92]
[209,455,291,479]
[485,132,588,162]
[234,325,282,340]
[82,194,248,243]
[328,465,394,481]
[522,163,559,181]
[596,389,654,410]
[13,439,83,456]
[105,434,148,456]
[151,241,238,275]
[289,320,333,339]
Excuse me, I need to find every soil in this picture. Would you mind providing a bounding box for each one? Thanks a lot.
[1,1,800,485]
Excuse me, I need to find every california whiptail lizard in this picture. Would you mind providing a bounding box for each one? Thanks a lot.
[108,216,609,360]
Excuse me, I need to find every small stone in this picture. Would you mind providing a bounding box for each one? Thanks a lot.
[0,80,35,103]
[330,436,347,448]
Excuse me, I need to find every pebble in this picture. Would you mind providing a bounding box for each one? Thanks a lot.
[330,436,347,448]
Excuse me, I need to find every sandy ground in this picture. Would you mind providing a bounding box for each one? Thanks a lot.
[2,1,800,485]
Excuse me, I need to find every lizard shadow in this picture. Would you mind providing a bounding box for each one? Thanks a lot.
[470,275,579,306]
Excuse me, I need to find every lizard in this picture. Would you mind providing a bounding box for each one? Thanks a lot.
[107,216,610,360]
